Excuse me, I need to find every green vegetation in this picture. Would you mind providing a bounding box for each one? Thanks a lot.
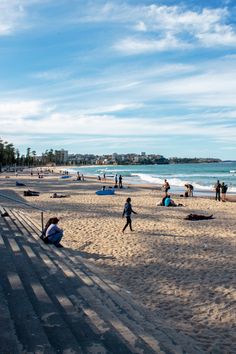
[0,137,222,171]
[0,138,37,172]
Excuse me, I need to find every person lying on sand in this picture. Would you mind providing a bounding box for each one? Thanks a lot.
[185,214,213,220]
[24,190,40,196]
[50,192,69,198]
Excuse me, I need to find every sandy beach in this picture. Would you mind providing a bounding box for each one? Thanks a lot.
[0,169,235,353]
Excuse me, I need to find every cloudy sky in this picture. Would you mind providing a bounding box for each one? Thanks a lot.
[1,0,236,159]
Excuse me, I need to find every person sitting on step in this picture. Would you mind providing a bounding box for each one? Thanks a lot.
[41,217,64,248]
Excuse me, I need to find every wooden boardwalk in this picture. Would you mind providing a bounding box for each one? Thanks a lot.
[0,206,203,354]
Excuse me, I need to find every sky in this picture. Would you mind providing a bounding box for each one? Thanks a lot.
[1,0,236,159]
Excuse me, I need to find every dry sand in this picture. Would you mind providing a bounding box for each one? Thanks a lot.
[0,169,235,353]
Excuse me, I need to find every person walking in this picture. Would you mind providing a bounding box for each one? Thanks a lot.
[221,182,228,202]
[122,197,137,233]
[214,180,222,201]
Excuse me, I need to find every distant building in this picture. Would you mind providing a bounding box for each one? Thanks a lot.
[55,149,68,164]
[141,152,146,156]
[112,153,118,160]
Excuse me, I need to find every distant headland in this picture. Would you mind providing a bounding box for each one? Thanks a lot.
[0,137,221,168]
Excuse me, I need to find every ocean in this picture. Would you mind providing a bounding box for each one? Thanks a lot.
[68,162,236,195]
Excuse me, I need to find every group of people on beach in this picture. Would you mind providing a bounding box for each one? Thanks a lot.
[76,171,84,181]
[214,180,228,202]
[98,173,123,188]
[41,176,229,245]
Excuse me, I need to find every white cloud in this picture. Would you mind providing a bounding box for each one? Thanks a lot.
[0,0,53,36]
[2,1,235,51]
[0,100,49,118]
[1,105,236,142]
[196,25,236,47]
[79,103,144,115]
[134,21,147,32]
[32,69,72,81]
[94,3,236,53]
[0,0,26,35]
[114,35,191,54]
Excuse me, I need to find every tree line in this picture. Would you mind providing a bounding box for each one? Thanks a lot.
[0,138,57,172]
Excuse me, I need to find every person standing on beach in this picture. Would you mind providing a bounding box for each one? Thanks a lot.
[221,182,228,202]
[185,183,194,197]
[114,174,118,187]
[122,197,137,233]
[214,180,222,201]
[162,179,170,196]
[119,175,123,188]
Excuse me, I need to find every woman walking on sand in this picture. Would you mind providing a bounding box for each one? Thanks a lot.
[122,197,137,233]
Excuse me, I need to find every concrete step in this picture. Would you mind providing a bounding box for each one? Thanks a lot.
[18,210,203,354]
[1,209,110,354]
[0,206,204,354]
[8,208,160,354]
[0,249,22,354]
[0,226,56,353]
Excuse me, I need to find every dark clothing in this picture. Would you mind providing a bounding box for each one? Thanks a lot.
[221,183,228,202]
[24,190,39,196]
[119,175,123,188]
[215,181,221,201]
[185,214,213,220]
[163,181,170,196]
[161,196,168,206]
[221,184,227,193]
[185,184,193,197]
[123,202,133,217]
[122,216,132,232]
[215,190,221,201]
[122,201,136,232]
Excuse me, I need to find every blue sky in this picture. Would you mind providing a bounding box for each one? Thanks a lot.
[1,0,236,159]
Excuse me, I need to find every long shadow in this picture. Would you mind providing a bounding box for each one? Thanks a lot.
[63,233,235,353]
[73,241,115,260]
[0,189,27,207]
[1,210,234,354]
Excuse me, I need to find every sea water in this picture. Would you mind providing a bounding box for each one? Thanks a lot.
[68,162,236,195]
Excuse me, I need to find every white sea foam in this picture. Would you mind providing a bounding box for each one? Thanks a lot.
[132,173,236,192]
[68,164,236,193]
